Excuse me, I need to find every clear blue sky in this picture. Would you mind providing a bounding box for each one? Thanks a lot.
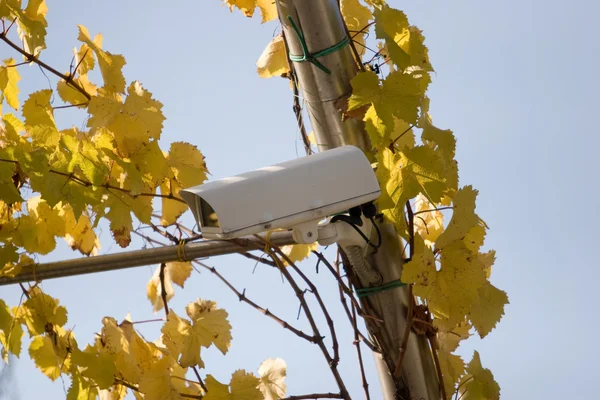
[1,0,599,399]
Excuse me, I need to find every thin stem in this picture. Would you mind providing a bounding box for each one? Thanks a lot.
[413,206,453,216]
[282,394,343,400]
[193,261,316,343]
[389,125,415,151]
[254,236,350,399]
[192,366,208,393]
[0,30,91,101]
[394,202,417,377]
[351,300,370,400]
[131,318,164,325]
[159,262,169,317]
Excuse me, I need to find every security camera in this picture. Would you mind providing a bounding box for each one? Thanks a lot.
[180,145,380,244]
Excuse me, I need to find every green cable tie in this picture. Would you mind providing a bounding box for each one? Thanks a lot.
[356,280,407,299]
[287,15,350,75]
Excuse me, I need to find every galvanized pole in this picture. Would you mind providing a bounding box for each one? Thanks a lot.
[276,1,441,398]
[0,232,296,286]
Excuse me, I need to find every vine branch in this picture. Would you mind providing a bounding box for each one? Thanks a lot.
[0,25,92,101]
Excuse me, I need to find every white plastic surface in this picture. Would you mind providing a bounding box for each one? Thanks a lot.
[180,145,380,239]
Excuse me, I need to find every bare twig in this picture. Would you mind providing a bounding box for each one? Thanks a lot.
[0,29,91,101]
[413,206,453,216]
[389,125,415,151]
[351,299,370,400]
[282,394,343,400]
[0,158,188,204]
[394,201,416,378]
[281,31,312,155]
[158,263,169,317]
[193,261,316,343]
[191,366,208,394]
[254,236,349,399]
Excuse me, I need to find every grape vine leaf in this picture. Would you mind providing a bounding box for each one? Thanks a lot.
[204,370,262,400]
[138,357,183,400]
[435,186,480,250]
[257,34,290,79]
[375,6,432,72]
[348,69,426,127]
[258,357,287,400]
[15,287,68,336]
[341,0,371,56]
[160,142,208,226]
[147,262,193,313]
[413,194,444,245]
[67,372,100,400]
[224,0,277,22]
[71,344,117,389]
[29,326,76,380]
[281,242,318,266]
[87,82,165,157]
[0,298,23,360]
[161,309,204,368]
[186,299,232,355]
[458,351,500,400]
[0,58,21,110]
[77,25,126,93]
[469,282,509,338]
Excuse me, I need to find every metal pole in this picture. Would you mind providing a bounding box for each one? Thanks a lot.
[276,1,441,398]
[0,232,296,286]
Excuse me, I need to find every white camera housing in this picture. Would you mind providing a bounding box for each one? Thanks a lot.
[180,145,380,244]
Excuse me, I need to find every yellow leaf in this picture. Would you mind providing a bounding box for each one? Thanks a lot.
[73,43,95,75]
[78,25,126,93]
[403,239,487,328]
[204,370,262,400]
[57,74,97,106]
[0,253,31,279]
[257,0,277,23]
[99,317,155,384]
[160,180,188,226]
[15,287,68,336]
[71,344,117,389]
[437,321,471,353]
[223,0,257,17]
[98,385,128,400]
[65,214,100,256]
[375,6,432,71]
[161,142,208,225]
[258,358,287,400]
[435,186,480,250]
[67,372,100,400]
[413,194,444,245]
[479,250,496,279]
[147,262,192,313]
[29,327,76,381]
[0,58,21,110]
[257,35,290,78]
[186,299,232,355]
[169,143,208,187]
[138,357,183,400]
[348,70,426,127]
[22,90,59,147]
[171,362,203,397]
[0,298,23,360]
[131,140,173,189]
[87,83,165,156]
[281,242,318,266]
[229,370,262,400]
[161,310,200,367]
[437,349,465,399]
[469,282,508,338]
[458,351,500,400]
[341,0,371,57]
[13,0,48,55]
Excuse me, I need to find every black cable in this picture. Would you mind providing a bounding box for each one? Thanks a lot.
[333,217,381,250]
[369,217,382,249]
